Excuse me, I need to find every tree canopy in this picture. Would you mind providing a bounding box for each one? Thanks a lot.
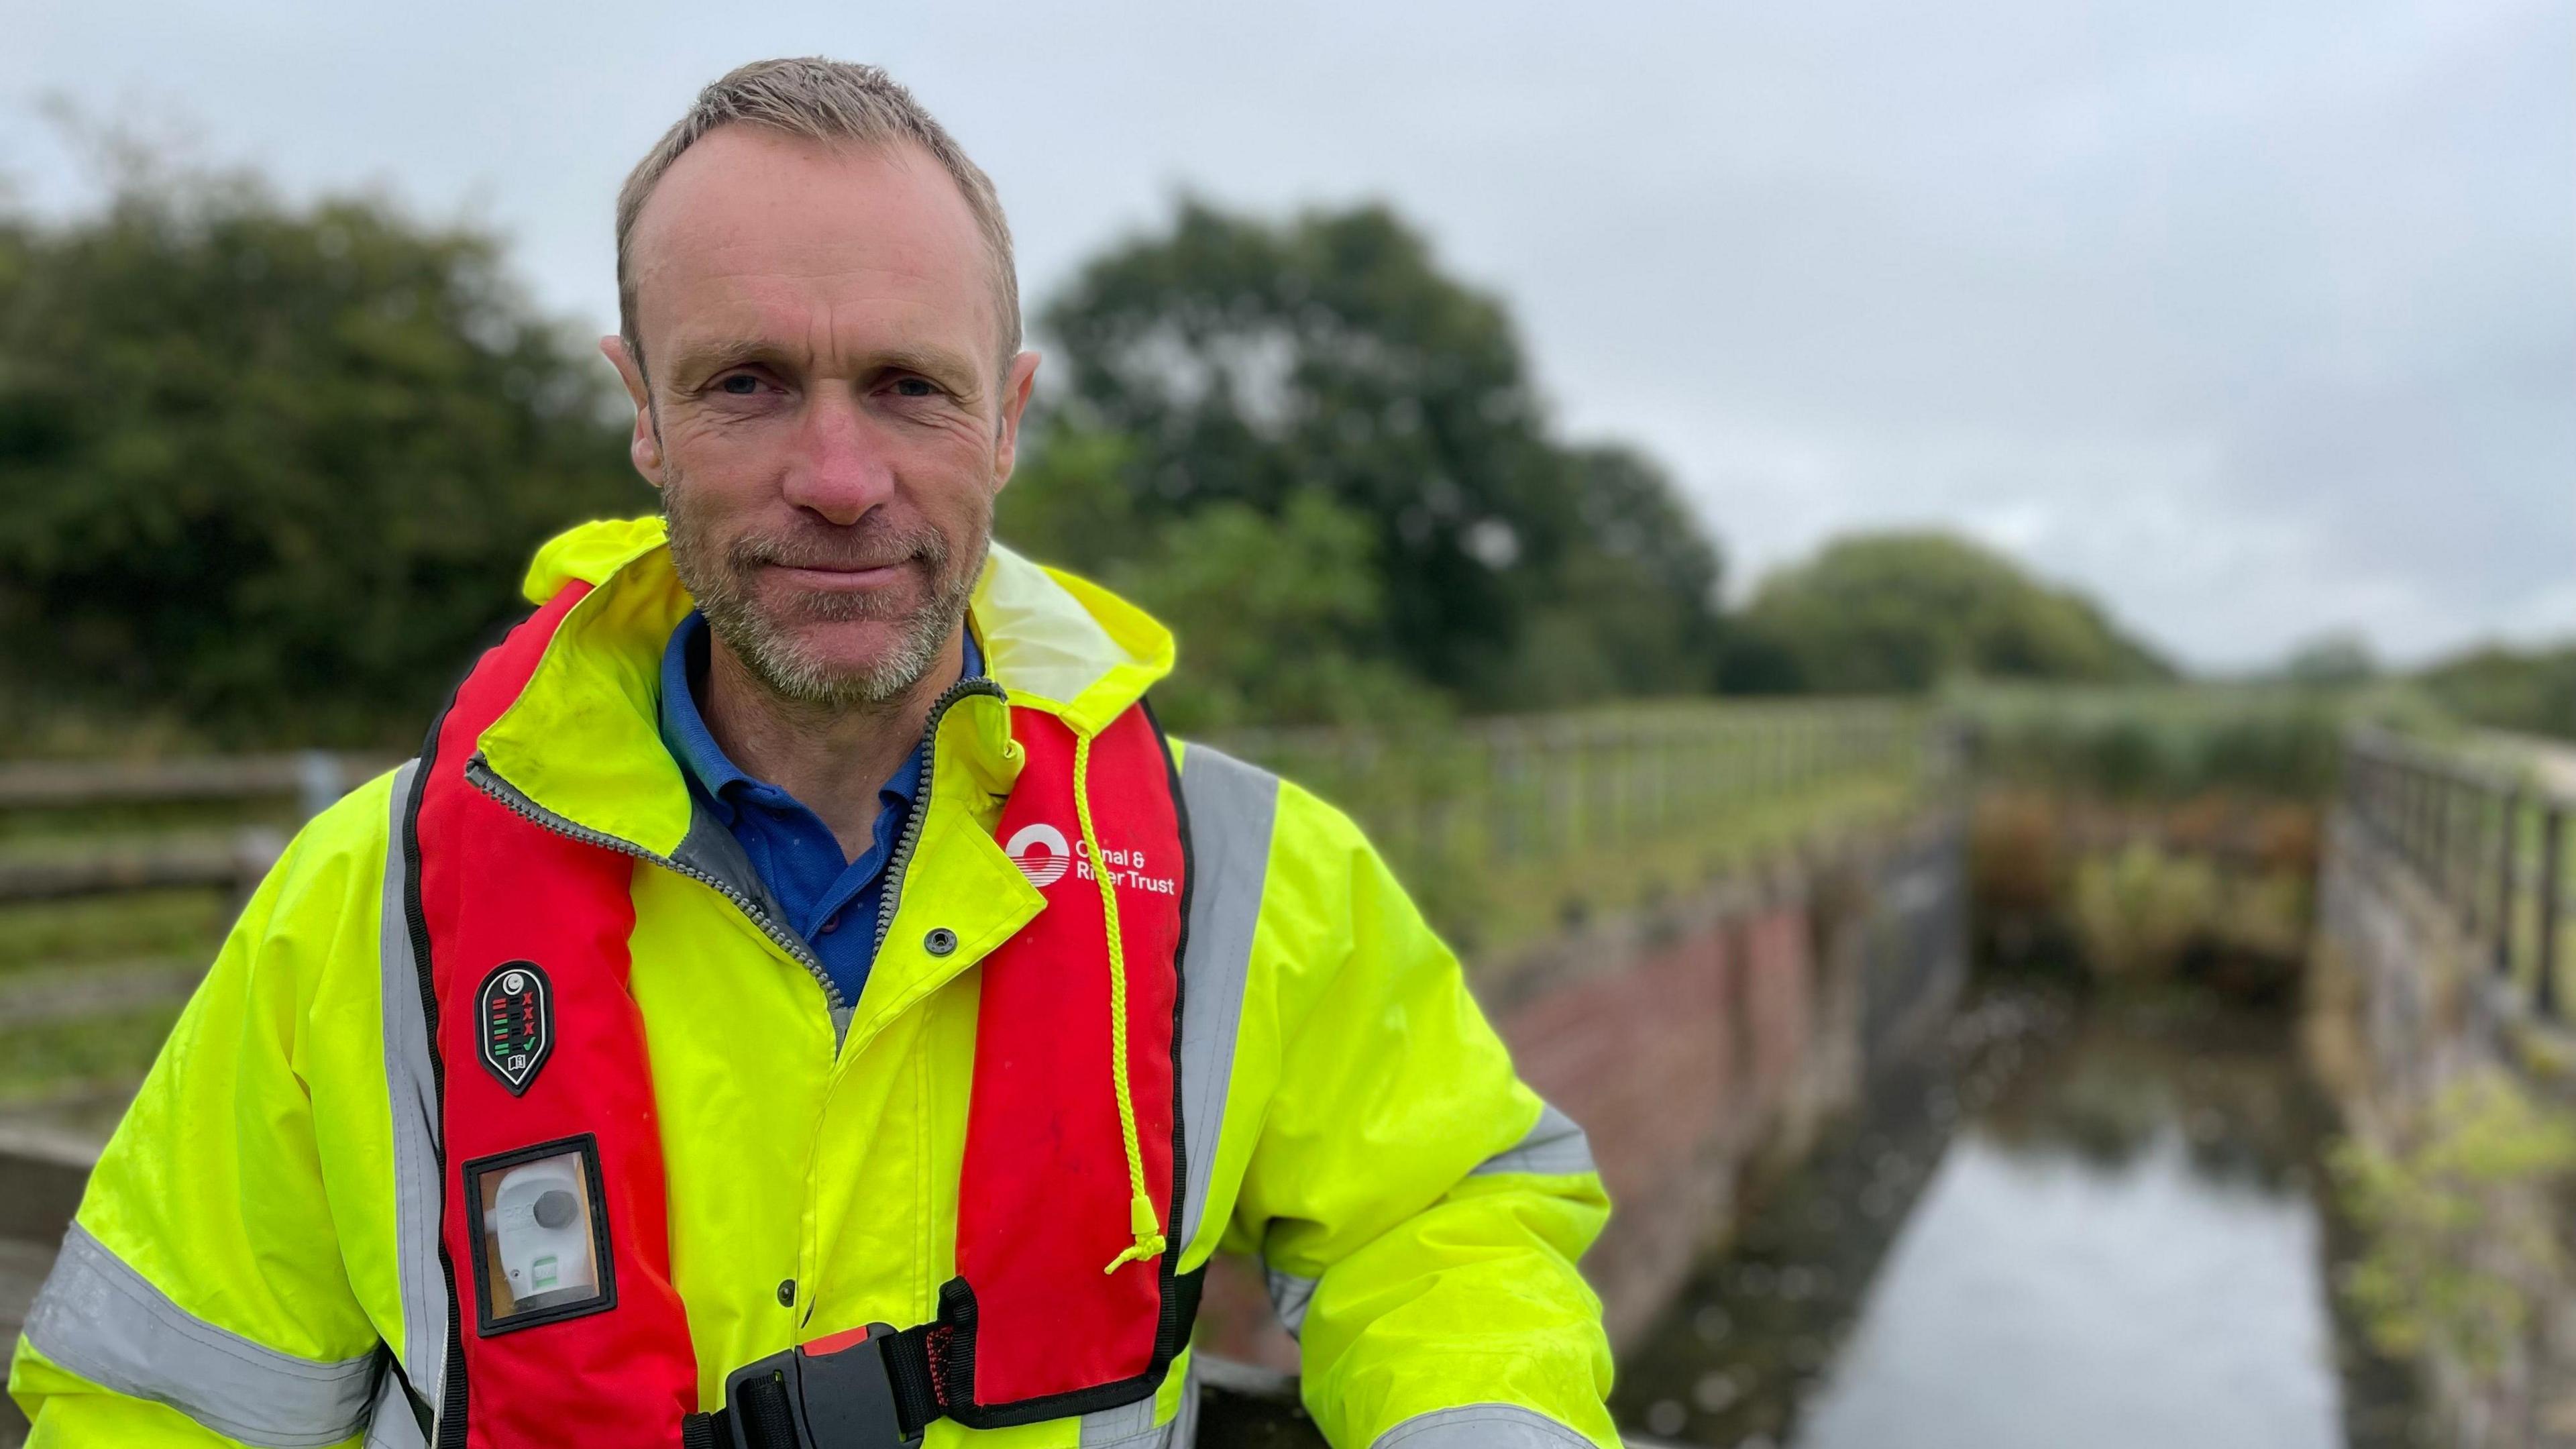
[0,170,644,747]
[1020,199,1725,718]
[1,165,2236,751]
[1719,531,2172,694]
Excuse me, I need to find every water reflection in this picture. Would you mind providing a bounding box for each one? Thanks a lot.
[1615,993,2401,1448]
[1799,1120,2337,1448]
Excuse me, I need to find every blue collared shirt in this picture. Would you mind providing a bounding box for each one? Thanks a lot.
[657,611,982,1006]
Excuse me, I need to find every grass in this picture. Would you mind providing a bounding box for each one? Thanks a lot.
[1270,749,1933,963]
[0,1002,187,1104]
[0,891,223,1110]
[0,888,235,978]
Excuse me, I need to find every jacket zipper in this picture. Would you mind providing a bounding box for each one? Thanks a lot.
[463,754,847,1013]
[872,677,1008,959]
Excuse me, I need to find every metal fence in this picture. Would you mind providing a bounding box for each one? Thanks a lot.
[1228,700,1941,880]
[2342,728,2568,1022]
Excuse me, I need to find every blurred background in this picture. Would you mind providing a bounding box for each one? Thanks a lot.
[1,4,2571,1447]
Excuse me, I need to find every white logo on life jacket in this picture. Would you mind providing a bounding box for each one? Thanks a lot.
[1005,822,1073,887]
[1004,822,1181,896]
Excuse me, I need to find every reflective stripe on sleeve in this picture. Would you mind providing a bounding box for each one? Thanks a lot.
[1469,1102,1596,1179]
[1371,1403,1595,1448]
[379,759,450,1422]
[1262,1265,1318,1340]
[23,1222,382,1448]
[362,1363,431,1449]
[1172,743,1279,1254]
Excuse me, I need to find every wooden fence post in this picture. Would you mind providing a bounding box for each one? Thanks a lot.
[2495,789,2519,977]
[2538,806,2563,1021]
[2433,772,2453,917]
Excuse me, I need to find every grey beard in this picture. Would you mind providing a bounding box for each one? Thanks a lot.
[665,482,987,711]
[712,576,969,709]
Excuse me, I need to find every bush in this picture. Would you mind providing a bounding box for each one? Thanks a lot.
[2334,1073,2576,1384]
[1721,532,2169,695]
[0,164,643,749]
[1953,684,2348,800]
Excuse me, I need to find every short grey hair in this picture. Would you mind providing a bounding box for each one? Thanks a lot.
[615,58,1020,372]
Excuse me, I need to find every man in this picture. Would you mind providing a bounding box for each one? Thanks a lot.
[8,59,1614,1449]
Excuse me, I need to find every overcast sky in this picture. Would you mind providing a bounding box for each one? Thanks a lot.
[9,1,2569,670]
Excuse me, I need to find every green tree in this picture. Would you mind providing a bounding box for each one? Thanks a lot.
[1036,199,1721,706]
[998,420,1440,734]
[1497,445,1725,706]
[0,167,644,747]
[1722,531,2169,694]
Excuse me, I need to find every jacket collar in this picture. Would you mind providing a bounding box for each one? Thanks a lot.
[472,516,1175,861]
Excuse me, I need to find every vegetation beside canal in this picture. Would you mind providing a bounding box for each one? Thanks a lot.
[2332,1075,2576,1403]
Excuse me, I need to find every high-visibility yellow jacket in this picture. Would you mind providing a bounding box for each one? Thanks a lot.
[9,520,1616,1449]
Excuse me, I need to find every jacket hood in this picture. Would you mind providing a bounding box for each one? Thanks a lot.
[474,516,1176,859]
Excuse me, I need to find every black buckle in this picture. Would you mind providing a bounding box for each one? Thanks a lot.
[722,1324,920,1449]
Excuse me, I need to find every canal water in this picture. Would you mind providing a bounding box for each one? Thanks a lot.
[1613,987,2430,1449]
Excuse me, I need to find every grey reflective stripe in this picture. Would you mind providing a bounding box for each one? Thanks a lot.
[363,1365,429,1449]
[1471,1102,1597,1179]
[23,1222,382,1448]
[1075,1361,1198,1447]
[1076,1385,1158,1446]
[1263,1265,1318,1340]
[1372,1403,1594,1448]
[1175,743,1279,1253]
[379,759,449,1427]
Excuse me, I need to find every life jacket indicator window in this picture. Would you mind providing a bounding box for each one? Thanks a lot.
[478,959,554,1095]
[464,1134,620,1336]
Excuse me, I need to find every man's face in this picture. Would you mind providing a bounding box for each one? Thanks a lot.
[608,127,1038,707]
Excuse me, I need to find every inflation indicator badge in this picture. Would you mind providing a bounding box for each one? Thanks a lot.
[478,961,553,1096]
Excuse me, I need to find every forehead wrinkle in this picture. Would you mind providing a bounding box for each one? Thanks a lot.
[645,256,1000,378]
[628,123,1010,332]
[628,129,1010,371]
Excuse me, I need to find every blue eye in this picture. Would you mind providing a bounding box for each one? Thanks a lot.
[894,378,934,397]
[720,374,761,395]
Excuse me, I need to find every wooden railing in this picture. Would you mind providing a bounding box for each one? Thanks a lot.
[0,751,395,906]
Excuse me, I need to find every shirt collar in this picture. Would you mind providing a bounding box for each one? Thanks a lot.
[657,610,984,820]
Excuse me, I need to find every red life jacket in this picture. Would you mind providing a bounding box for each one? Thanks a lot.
[400,586,1199,1448]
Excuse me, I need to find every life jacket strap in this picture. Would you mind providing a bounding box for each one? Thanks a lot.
[684,1267,1208,1448]
[684,1320,934,1449]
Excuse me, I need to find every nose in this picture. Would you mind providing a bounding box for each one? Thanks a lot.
[780,386,896,526]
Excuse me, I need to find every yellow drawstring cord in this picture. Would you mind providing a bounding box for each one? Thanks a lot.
[1075,730,1168,1275]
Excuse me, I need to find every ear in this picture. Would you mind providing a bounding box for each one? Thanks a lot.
[990,350,1042,493]
[600,335,665,486]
